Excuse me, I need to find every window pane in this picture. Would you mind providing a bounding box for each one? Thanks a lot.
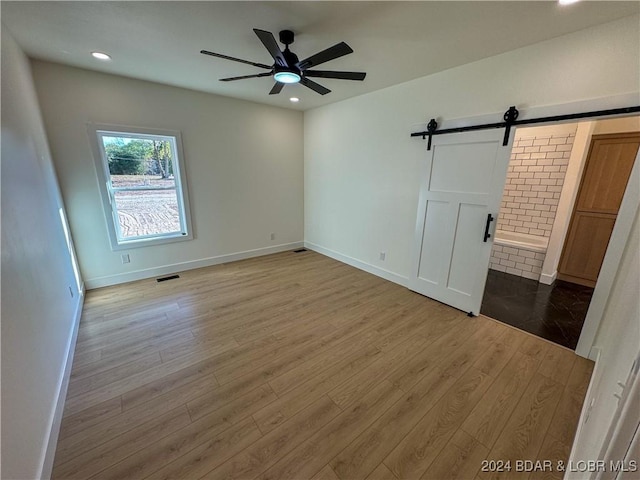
[114,189,181,239]
[102,136,175,188]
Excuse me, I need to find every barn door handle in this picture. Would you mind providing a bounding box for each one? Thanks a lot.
[483,214,494,242]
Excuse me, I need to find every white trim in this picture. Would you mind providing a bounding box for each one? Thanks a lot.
[567,347,602,478]
[304,241,409,287]
[539,271,557,286]
[39,290,85,480]
[575,149,640,358]
[85,242,304,289]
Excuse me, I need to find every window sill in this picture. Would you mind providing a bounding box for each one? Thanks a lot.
[110,232,193,251]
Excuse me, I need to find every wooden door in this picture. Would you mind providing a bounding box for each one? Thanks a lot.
[410,129,513,315]
[558,133,640,287]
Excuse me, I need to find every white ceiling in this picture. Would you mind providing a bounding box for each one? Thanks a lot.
[3,1,638,111]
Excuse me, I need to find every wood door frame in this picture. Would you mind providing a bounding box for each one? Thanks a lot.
[557,132,640,288]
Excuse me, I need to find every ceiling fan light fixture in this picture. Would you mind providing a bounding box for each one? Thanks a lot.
[274,71,301,84]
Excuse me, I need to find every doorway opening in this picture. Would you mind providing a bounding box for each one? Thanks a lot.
[480,116,640,350]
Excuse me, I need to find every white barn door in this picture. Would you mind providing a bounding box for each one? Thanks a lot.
[410,129,514,315]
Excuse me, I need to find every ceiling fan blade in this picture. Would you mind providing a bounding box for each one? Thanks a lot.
[304,70,366,81]
[200,50,271,70]
[220,72,272,82]
[253,29,288,68]
[296,42,353,71]
[269,82,284,95]
[300,77,330,95]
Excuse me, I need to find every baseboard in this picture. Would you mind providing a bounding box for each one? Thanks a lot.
[539,271,557,285]
[304,241,409,288]
[39,290,85,479]
[85,242,304,289]
[566,347,601,480]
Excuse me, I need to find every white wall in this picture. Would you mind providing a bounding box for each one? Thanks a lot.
[31,61,304,288]
[304,15,639,281]
[568,207,639,474]
[1,27,83,479]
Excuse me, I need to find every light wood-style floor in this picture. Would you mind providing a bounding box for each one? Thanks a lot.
[54,250,593,480]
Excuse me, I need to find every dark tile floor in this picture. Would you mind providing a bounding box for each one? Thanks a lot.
[481,270,594,350]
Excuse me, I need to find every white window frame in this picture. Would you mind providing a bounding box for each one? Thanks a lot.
[87,123,193,250]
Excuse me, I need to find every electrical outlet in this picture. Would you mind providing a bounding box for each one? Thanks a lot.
[270,233,275,241]
[121,254,130,264]
[379,252,386,261]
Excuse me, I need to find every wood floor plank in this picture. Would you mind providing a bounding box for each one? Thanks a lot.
[532,434,571,480]
[330,364,458,480]
[461,351,542,449]
[67,353,162,398]
[203,396,341,480]
[538,345,577,385]
[259,380,404,480]
[473,327,526,378]
[519,335,550,360]
[120,362,219,412]
[390,316,499,393]
[327,335,425,409]
[58,396,122,441]
[366,463,398,480]
[53,251,593,480]
[52,406,191,479]
[478,373,564,480]
[383,368,495,480]
[329,321,502,480]
[146,416,263,480]
[70,344,160,381]
[312,465,342,480]
[545,357,594,445]
[254,345,384,434]
[420,429,490,480]
[213,322,337,384]
[89,385,275,479]
[64,348,221,415]
[158,334,239,363]
[57,372,253,464]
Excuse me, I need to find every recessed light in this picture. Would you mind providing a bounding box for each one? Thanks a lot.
[558,0,580,5]
[91,51,111,61]
[289,97,300,103]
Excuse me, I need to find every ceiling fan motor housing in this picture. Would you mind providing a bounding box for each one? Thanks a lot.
[279,29,295,46]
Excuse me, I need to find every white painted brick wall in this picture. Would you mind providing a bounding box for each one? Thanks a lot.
[489,244,546,281]
[496,132,575,237]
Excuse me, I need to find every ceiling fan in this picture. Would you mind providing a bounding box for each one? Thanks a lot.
[200,29,366,96]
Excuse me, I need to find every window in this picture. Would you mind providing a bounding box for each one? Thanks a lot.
[88,125,192,249]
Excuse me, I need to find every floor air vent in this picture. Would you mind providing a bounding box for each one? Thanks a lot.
[157,274,180,283]
[293,248,308,253]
